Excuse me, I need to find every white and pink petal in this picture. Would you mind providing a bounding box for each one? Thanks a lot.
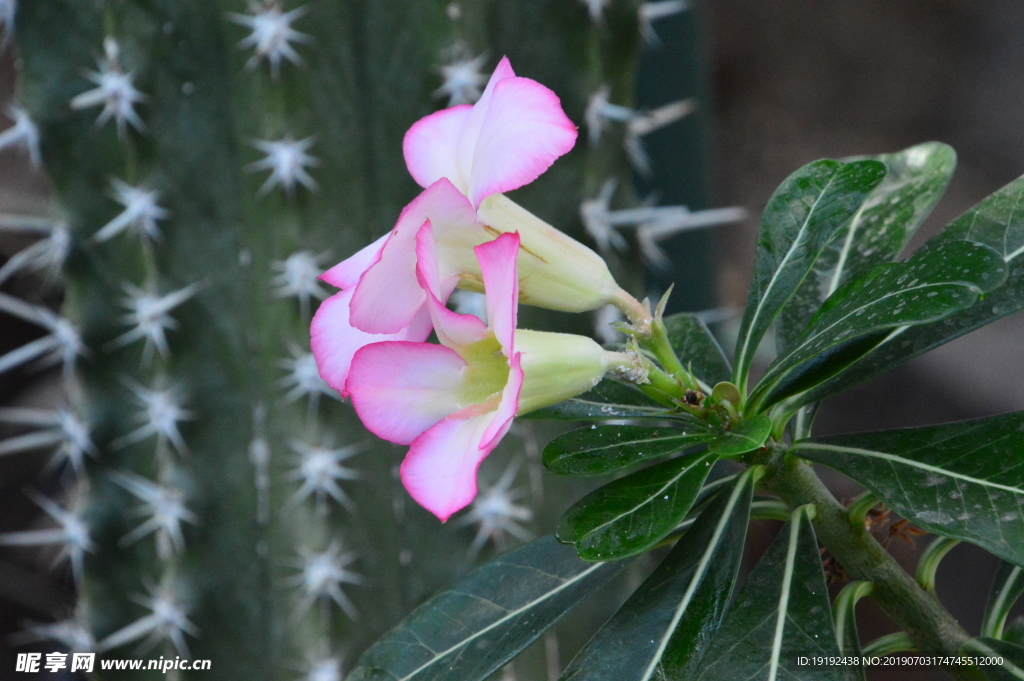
[320,232,390,289]
[403,56,577,208]
[474,231,520,352]
[309,289,433,398]
[414,220,488,349]
[481,352,523,450]
[400,409,500,522]
[466,76,577,207]
[403,105,472,194]
[347,341,466,445]
[349,179,480,334]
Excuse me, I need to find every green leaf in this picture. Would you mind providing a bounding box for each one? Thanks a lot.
[983,561,1024,639]
[753,239,1006,410]
[696,506,845,681]
[560,468,757,681]
[776,142,957,356]
[522,379,678,421]
[961,638,1024,680]
[833,582,874,681]
[796,174,1024,405]
[556,452,717,561]
[543,425,714,477]
[792,412,1024,568]
[732,158,887,386]
[707,414,772,458]
[1007,620,1024,647]
[663,312,732,387]
[345,535,629,681]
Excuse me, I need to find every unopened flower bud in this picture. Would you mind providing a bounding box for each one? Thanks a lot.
[514,329,621,414]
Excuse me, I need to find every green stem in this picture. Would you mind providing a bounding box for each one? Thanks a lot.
[647,317,700,392]
[647,365,682,397]
[917,537,961,592]
[766,458,974,680]
[847,491,881,530]
[612,287,651,329]
[638,381,680,408]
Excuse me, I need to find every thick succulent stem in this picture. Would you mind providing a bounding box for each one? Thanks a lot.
[765,457,976,681]
[9,0,655,678]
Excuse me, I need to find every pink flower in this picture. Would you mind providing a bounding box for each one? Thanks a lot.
[346,225,626,520]
[310,179,631,398]
[347,227,523,521]
[310,179,490,396]
[310,57,644,397]
[403,56,578,209]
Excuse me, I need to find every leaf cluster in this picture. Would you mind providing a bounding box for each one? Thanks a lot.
[349,143,1024,680]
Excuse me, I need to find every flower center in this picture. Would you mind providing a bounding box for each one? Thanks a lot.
[458,335,510,406]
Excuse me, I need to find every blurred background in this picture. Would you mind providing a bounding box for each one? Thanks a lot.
[1,1,1023,679]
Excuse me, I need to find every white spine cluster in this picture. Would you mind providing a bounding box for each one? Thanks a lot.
[580,0,610,23]
[0,490,94,581]
[0,219,71,287]
[287,539,363,620]
[228,0,311,80]
[92,179,169,243]
[272,250,330,317]
[434,52,488,106]
[638,1,689,45]
[287,440,361,512]
[70,38,147,137]
[110,470,199,560]
[594,304,626,345]
[456,460,533,556]
[0,105,42,168]
[579,179,627,253]
[13,618,96,653]
[96,579,198,657]
[0,0,15,47]
[585,86,697,175]
[247,136,320,196]
[580,179,746,269]
[112,379,194,457]
[302,655,344,681]
[279,345,336,410]
[0,292,84,379]
[108,282,200,364]
[448,289,488,323]
[0,407,94,474]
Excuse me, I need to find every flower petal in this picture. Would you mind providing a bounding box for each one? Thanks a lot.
[474,231,520,352]
[403,57,575,208]
[453,56,516,196]
[310,289,433,398]
[481,351,522,449]
[349,231,422,336]
[349,179,477,334]
[415,220,489,349]
[467,76,578,207]
[320,232,389,289]
[400,410,499,522]
[403,104,472,195]
[348,341,466,445]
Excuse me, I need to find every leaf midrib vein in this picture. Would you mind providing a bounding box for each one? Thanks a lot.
[795,443,1024,495]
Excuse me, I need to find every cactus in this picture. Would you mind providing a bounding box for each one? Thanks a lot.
[0,1,729,677]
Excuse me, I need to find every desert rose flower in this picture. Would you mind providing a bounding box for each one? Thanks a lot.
[346,227,628,521]
[404,55,646,316]
[311,58,647,394]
